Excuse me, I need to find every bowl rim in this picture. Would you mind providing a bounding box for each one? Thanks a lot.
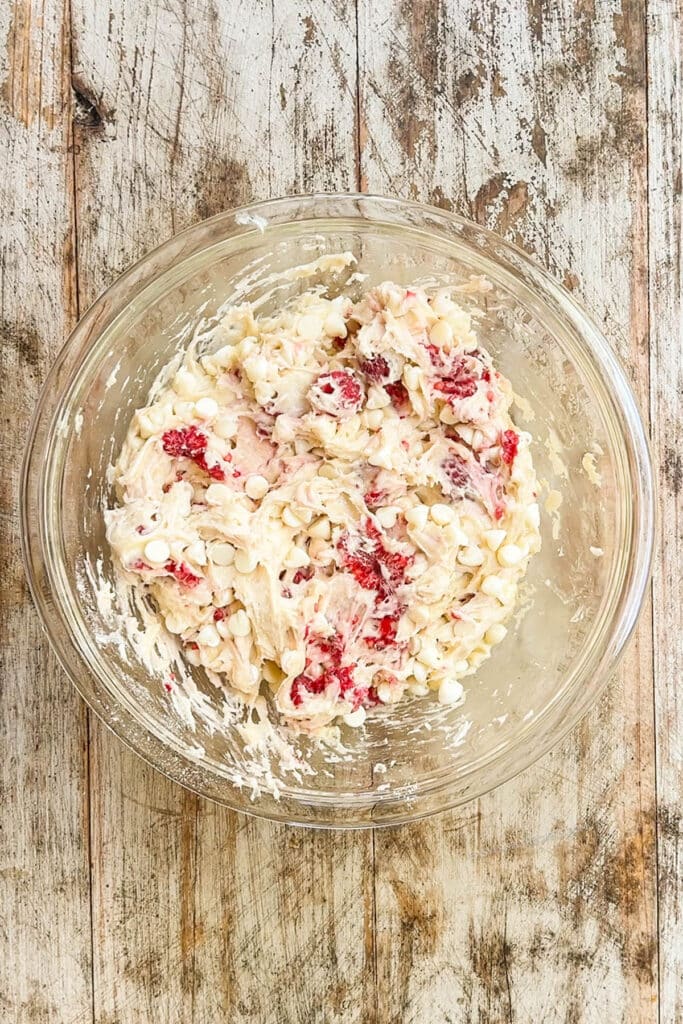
[21,191,656,828]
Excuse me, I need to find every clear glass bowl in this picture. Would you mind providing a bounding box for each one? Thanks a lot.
[21,194,654,828]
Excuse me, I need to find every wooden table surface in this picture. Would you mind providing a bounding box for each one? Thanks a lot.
[2,2,681,1022]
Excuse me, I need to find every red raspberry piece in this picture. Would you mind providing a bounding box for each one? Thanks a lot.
[442,454,469,490]
[165,560,201,587]
[292,566,314,585]
[358,355,390,382]
[434,374,478,400]
[500,429,519,466]
[309,370,363,417]
[290,674,327,707]
[384,381,410,412]
[162,425,207,459]
[213,608,225,622]
[162,425,225,481]
[364,615,399,650]
[364,490,385,508]
[424,343,443,366]
[131,559,151,571]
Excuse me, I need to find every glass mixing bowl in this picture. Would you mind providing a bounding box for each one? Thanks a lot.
[21,194,654,827]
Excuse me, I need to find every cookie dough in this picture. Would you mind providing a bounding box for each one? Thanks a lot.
[106,280,540,733]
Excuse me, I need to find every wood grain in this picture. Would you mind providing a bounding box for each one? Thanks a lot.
[0,2,93,1022]
[359,2,658,1021]
[70,2,370,1022]
[647,2,683,1022]
[2,0,681,1021]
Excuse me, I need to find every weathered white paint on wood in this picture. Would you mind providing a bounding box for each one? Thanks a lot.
[70,2,370,1022]
[0,2,93,1022]
[359,2,657,1021]
[2,0,681,1021]
[647,3,683,1022]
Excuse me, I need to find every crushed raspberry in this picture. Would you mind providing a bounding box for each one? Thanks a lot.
[384,381,410,412]
[309,370,363,417]
[213,608,225,622]
[405,289,416,299]
[161,425,225,481]
[131,559,151,571]
[434,370,478,400]
[364,490,386,508]
[364,614,399,650]
[442,454,469,490]
[487,390,495,402]
[425,343,443,366]
[292,566,314,585]
[291,675,325,706]
[164,681,173,692]
[358,354,390,382]
[494,505,505,521]
[337,518,412,604]
[232,469,241,479]
[500,429,519,466]
[135,525,145,535]
[165,560,201,587]
[482,368,491,382]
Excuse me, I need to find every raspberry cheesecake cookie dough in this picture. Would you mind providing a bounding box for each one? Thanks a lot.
[106,279,541,734]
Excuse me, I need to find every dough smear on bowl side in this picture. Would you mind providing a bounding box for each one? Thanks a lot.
[105,279,541,735]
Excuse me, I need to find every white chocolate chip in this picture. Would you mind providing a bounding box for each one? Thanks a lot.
[284,546,310,569]
[405,504,429,530]
[209,542,235,566]
[403,365,420,391]
[368,446,393,470]
[439,404,458,424]
[416,640,441,668]
[376,506,399,529]
[408,603,432,627]
[484,529,507,552]
[485,622,508,644]
[324,311,347,338]
[437,679,464,705]
[366,386,391,410]
[481,574,507,601]
[430,503,454,525]
[429,318,454,349]
[197,624,221,647]
[243,354,269,381]
[497,543,524,567]
[343,705,367,727]
[143,539,170,565]
[185,539,207,565]
[526,503,541,529]
[228,609,251,636]
[195,396,218,419]
[308,516,331,539]
[458,545,484,567]
[214,415,238,439]
[234,549,258,574]
[282,506,305,529]
[245,474,269,500]
[281,649,306,676]
[454,659,469,674]
[365,409,384,430]
[412,661,428,684]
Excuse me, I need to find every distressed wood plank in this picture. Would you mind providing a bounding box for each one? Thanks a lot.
[0,1,93,1022]
[70,2,370,1022]
[359,2,657,1021]
[647,2,683,1021]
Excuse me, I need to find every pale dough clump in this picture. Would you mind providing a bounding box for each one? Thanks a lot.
[106,281,540,734]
